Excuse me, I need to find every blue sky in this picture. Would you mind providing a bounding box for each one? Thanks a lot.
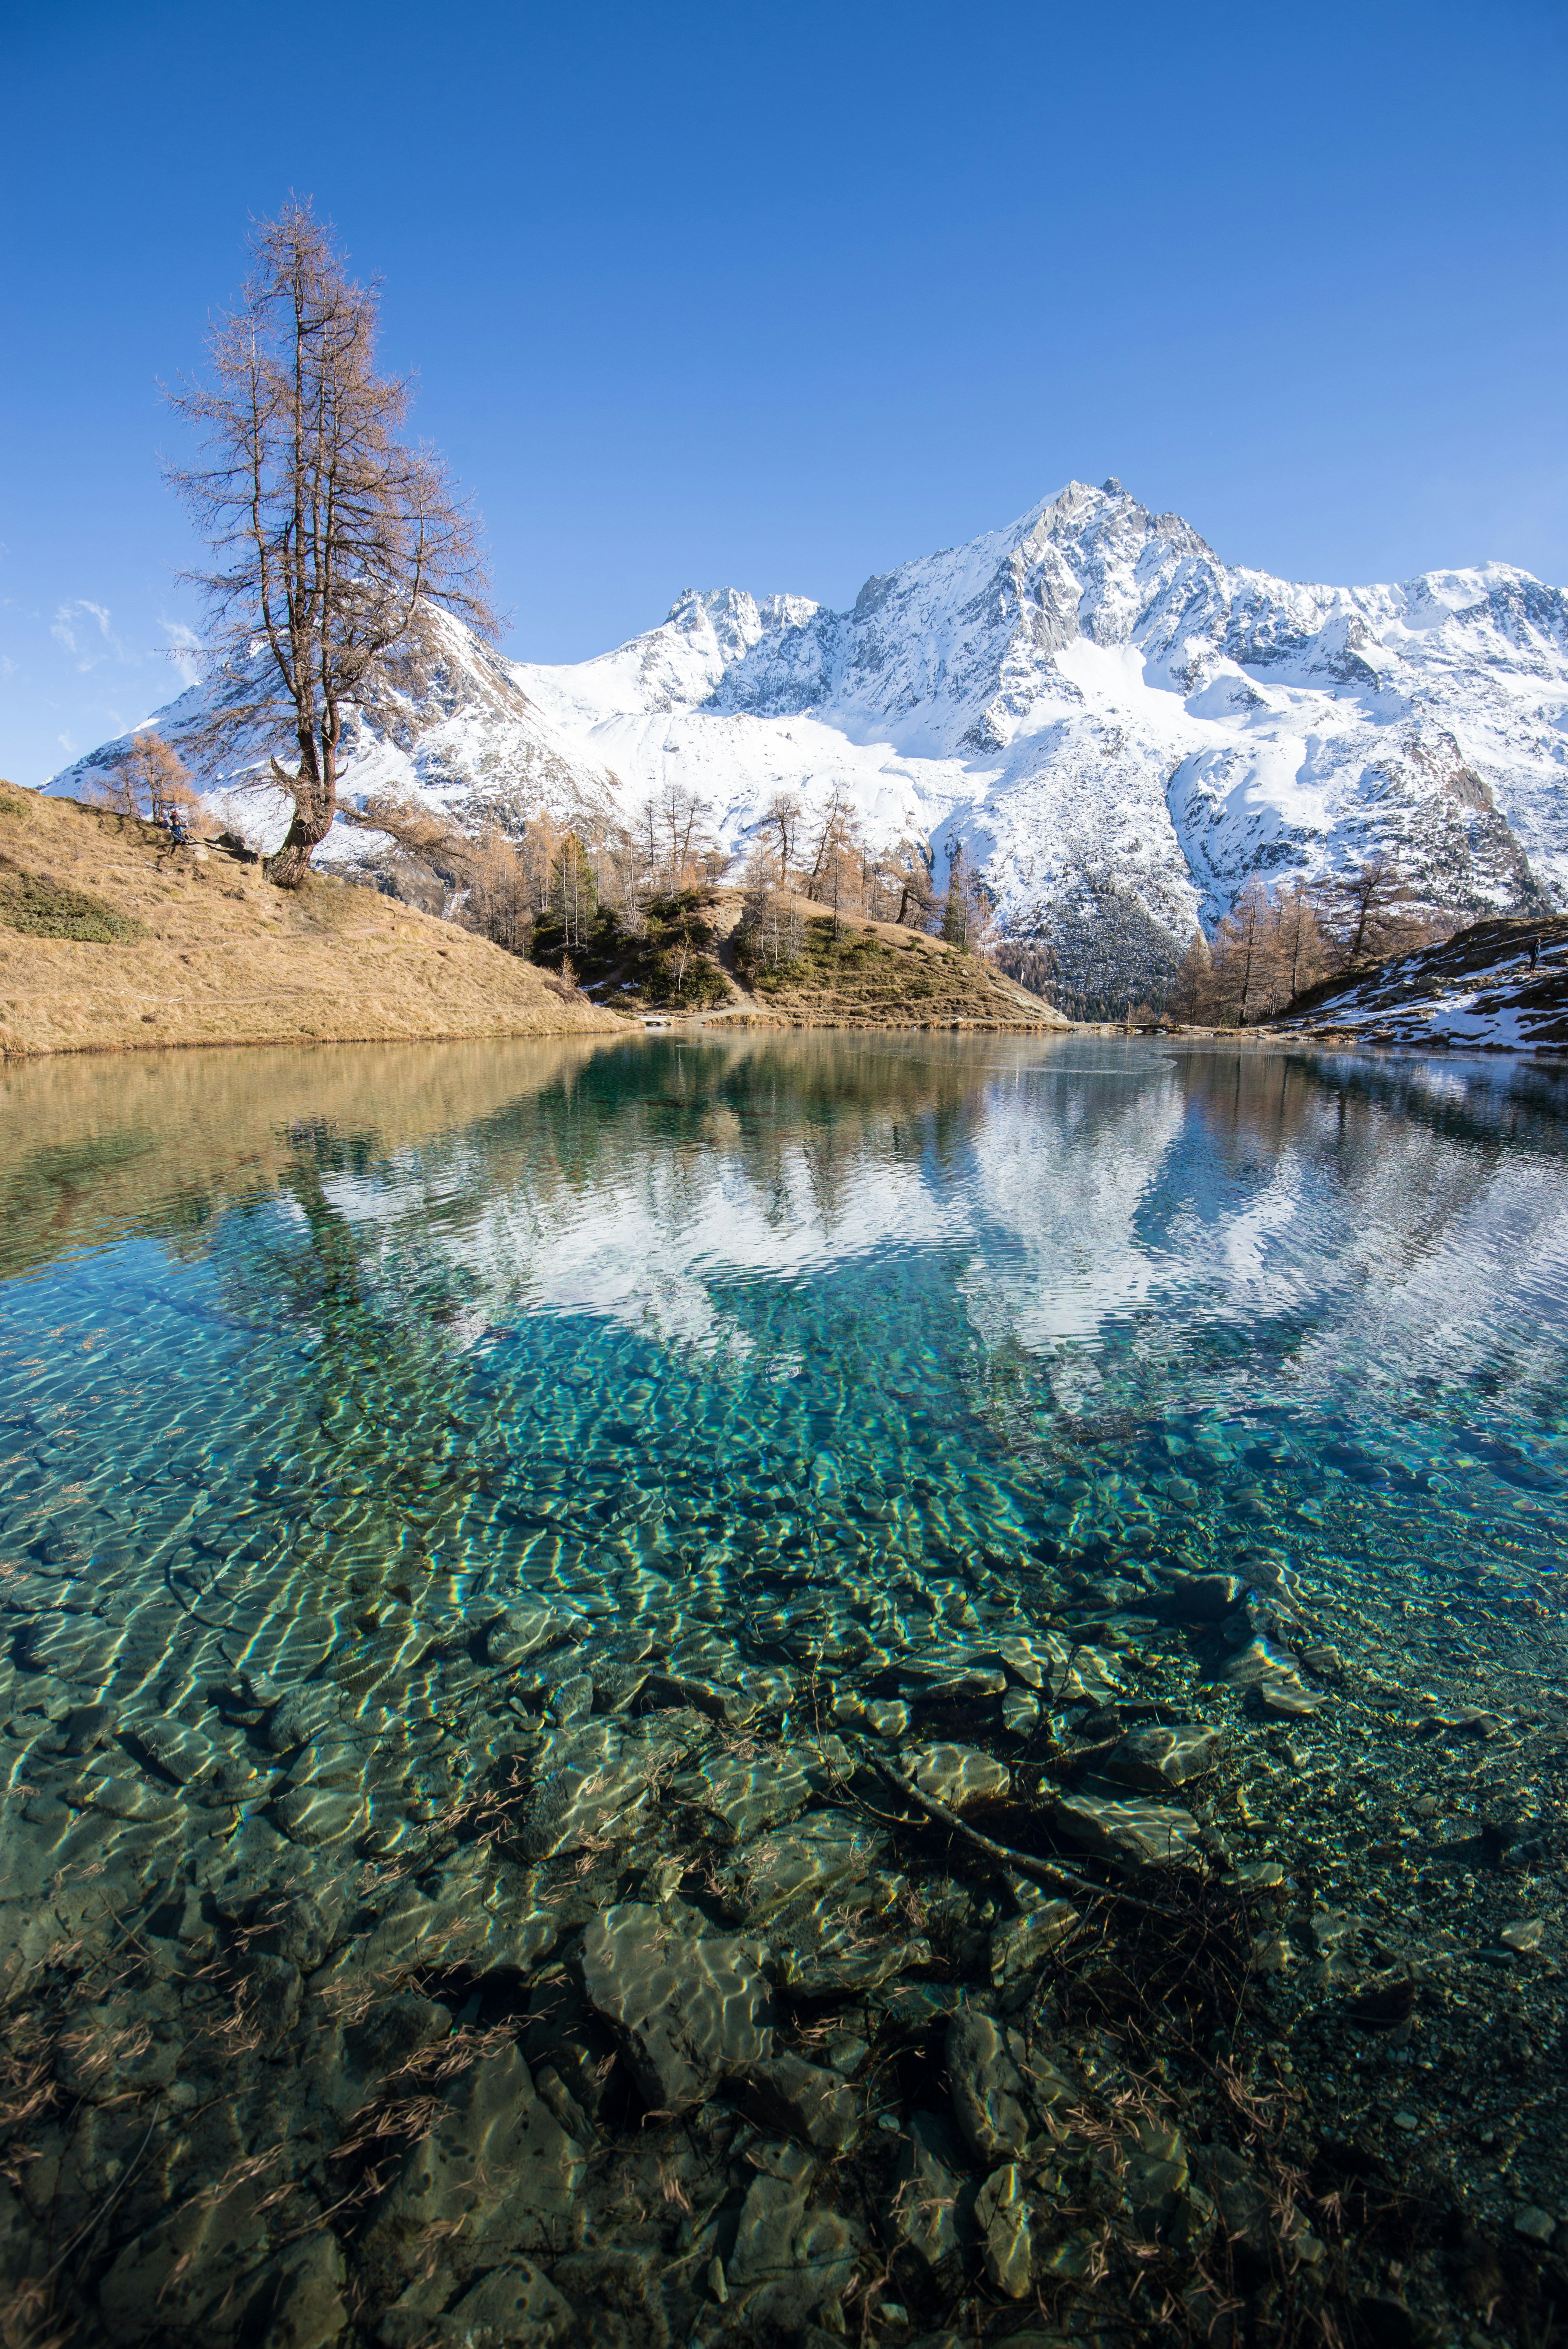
[2,0,1565,784]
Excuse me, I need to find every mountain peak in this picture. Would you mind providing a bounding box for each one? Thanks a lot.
[47,489,1567,1012]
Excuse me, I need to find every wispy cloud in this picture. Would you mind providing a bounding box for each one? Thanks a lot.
[159,617,206,690]
[51,599,132,670]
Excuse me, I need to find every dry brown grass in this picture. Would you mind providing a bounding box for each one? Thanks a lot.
[0,790,625,1058]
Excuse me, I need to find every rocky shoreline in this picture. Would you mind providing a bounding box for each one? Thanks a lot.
[0,1527,1563,2347]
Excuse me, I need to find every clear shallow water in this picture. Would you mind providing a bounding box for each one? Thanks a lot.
[2,1030,1565,1734]
[7,1030,1568,2343]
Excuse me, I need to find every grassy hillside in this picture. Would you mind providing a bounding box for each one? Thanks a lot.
[0,789,624,1057]
[534,886,1069,1030]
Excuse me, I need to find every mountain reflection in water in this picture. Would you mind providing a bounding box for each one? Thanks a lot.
[0,1032,1563,1665]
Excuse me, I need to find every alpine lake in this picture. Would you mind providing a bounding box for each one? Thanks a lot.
[0,1030,1565,2349]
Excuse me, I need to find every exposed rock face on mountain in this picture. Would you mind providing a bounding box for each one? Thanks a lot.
[50,481,1568,1000]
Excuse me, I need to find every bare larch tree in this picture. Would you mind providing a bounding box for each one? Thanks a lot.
[166,201,495,887]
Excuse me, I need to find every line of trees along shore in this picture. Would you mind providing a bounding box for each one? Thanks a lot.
[91,720,1475,1023]
[1164,857,1459,1026]
[371,788,1451,1027]
[352,781,971,969]
[991,857,1465,1026]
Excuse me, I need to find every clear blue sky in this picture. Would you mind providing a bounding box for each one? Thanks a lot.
[3,0,1565,784]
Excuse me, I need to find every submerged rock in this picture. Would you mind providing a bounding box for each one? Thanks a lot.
[1053,1789,1204,1871]
[831,1691,911,1738]
[346,1994,450,2078]
[252,2234,350,2349]
[508,1722,662,1861]
[486,1604,577,1667]
[82,1775,182,1825]
[905,1744,1010,1808]
[783,1936,933,1996]
[1103,1722,1221,1791]
[98,2176,273,2342]
[360,2045,586,2293]
[999,1685,1041,1737]
[63,1702,118,1755]
[989,1898,1079,1982]
[1162,1573,1247,1622]
[131,1716,220,1784]
[442,2263,574,2346]
[272,1787,365,1846]
[726,2139,863,2329]
[946,2009,1035,2162]
[975,2162,1035,2297]
[885,2109,974,2268]
[714,1807,886,1927]
[1199,2143,1273,2256]
[1107,2119,1190,2233]
[744,2052,860,2149]
[244,1951,302,2040]
[1223,1637,1325,1716]
[579,1901,772,2108]
[669,1747,813,1840]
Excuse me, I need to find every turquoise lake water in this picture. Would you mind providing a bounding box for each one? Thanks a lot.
[5,1027,1566,2348]
[2,1030,1564,1744]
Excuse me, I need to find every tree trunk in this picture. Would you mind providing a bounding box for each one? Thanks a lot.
[265,745,335,889]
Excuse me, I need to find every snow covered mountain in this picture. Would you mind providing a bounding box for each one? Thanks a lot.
[50,479,1568,997]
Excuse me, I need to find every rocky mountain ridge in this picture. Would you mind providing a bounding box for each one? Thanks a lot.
[50,481,1568,999]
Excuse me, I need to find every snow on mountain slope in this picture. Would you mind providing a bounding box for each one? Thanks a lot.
[49,480,1568,997]
[1273,913,1568,1052]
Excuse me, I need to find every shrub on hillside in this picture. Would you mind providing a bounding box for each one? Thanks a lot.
[0,861,146,943]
